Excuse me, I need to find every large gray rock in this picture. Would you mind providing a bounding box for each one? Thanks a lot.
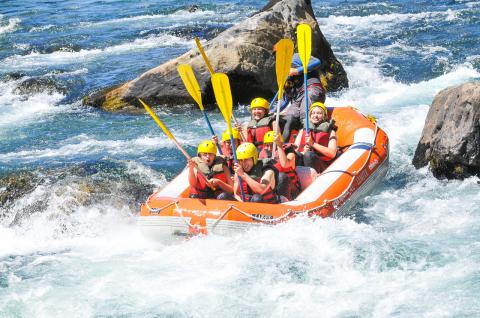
[412,82,480,179]
[84,0,348,111]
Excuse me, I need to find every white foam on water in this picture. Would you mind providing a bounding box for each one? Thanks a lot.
[80,9,217,28]
[124,160,167,188]
[28,24,56,33]
[0,15,21,35]
[0,34,194,71]
[1,3,480,316]
[465,0,480,7]
[328,61,480,113]
[0,118,211,163]
[43,68,89,77]
[1,208,478,316]
[319,9,462,37]
[0,80,65,131]
[0,201,146,258]
[12,43,31,51]
[0,134,169,162]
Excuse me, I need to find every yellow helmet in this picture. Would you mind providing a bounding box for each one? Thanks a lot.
[197,140,216,155]
[221,129,240,142]
[250,97,269,110]
[263,130,281,144]
[309,102,328,117]
[236,142,258,165]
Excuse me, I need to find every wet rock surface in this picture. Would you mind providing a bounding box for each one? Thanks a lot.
[412,82,480,179]
[13,77,67,95]
[0,172,40,211]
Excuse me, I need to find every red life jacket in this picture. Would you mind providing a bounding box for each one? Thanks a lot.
[225,156,234,175]
[189,156,227,199]
[260,146,301,191]
[298,122,332,161]
[247,117,272,148]
[240,160,279,203]
[274,161,301,192]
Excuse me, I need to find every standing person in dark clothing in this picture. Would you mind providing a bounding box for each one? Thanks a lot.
[279,52,326,143]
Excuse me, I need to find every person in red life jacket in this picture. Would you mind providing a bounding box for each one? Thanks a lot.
[272,44,326,144]
[212,128,241,175]
[294,102,337,173]
[259,131,301,200]
[188,140,234,200]
[233,142,280,203]
[235,97,276,151]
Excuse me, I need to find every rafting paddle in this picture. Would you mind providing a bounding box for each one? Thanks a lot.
[177,64,222,154]
[139,98,215,190]
[211,73,246,201]
[194,37,247,142]
[271,39,294,159]
[297,23,312,134]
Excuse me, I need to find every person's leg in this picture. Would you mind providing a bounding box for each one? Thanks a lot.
[282,115,297,143]
[309,85,325,104]
[249,194,264,203]
[303,151,323,172]
[295,151,305,166]
[290,183,301,199]
[276,172,291,200]
[216,192,235,200]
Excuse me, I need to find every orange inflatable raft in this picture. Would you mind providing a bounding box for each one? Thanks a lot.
[138,106,389,239]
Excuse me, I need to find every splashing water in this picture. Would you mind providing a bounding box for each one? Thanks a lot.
[1,0,479,316]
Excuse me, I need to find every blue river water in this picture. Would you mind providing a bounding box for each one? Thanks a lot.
[1,0,480,316]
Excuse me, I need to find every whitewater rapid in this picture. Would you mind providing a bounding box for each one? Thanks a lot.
[1,1,480,317]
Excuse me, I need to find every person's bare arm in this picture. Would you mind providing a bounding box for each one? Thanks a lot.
[311,130,337,159]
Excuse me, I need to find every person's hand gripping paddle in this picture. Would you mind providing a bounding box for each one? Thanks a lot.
[139,98,215,190]
[210,73,246,201]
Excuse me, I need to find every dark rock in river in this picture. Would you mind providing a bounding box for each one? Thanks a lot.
[1,72,26,82]
[84,0,348,111]
[412,82,480,179]
[0,162,158,226]
[14,77,67,95]
[185,5,200,13]
[0,172,39,211]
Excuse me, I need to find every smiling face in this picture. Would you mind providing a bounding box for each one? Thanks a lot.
[310,107,325,125]
[251,107,267,121]
[238,158,254,173]
[199,152,215,166]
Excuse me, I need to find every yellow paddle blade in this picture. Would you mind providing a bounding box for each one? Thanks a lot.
[194,37,214,75]
[275,39,294,100]
[138,98,174,140]
[211,73,233,129]
[297,23,312,71]
[177,64,204,110]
